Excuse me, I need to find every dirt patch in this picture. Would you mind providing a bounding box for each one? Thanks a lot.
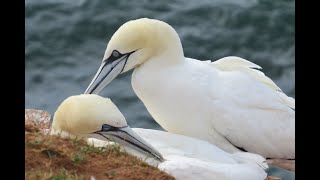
[25,115,175,180]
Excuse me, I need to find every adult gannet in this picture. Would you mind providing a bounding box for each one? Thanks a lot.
[50,94,268,180]
[50,94,164,162]
[84,18,295,159]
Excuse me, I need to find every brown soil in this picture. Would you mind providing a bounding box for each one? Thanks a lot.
[25,117,175,180]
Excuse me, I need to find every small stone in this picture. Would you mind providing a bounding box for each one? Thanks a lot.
[25,109,51,134]
[266,159,295,172]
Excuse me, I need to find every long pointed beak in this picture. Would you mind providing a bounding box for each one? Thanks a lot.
[92,125,164,162]
[84,55,128,94]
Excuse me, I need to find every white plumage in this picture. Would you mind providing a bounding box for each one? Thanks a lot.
[131,54,294,159]
[84,18,295,159]
[91,128,268,180]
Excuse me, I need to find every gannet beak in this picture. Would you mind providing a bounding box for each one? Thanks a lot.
[92,124,165,162]
[84,56,127,94]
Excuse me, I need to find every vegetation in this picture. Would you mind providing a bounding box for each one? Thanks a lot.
[25,122,175,180]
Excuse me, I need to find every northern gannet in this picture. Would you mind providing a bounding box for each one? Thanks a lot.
[50,94,268,180]
[84,18,295,159]
[50,94,164,162]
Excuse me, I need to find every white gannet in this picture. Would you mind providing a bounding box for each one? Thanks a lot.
[50,94,268,180]
[84,18,295,159]
[50,94,164,162]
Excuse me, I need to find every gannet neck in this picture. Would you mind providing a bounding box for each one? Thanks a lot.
[50,127,78,139]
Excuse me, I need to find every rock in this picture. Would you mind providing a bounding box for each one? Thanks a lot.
[265,176,282,180]
[266,159,295,172]
[25,109,51,134]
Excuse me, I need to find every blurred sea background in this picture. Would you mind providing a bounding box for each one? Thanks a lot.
[26,0,295,178]
[25,1,294,131]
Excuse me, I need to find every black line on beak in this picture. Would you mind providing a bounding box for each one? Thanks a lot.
[94,124,163,161]
[89,56,127,94]
[86,49,139,94]
[95,132,155,157]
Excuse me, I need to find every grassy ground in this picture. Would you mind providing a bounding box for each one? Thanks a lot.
[25,121,175,180]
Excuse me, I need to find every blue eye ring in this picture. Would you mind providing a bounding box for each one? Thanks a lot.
[112,50,120,58]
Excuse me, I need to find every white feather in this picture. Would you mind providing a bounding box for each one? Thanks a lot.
[88,128,268,180]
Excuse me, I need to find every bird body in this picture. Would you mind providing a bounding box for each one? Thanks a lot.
[132,55,295,158]
[84,18,295,159]
[137,128,267,180]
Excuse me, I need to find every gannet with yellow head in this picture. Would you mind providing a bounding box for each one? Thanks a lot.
[84,18,295,159]
[51,94,164,162]
[51,94,268,180]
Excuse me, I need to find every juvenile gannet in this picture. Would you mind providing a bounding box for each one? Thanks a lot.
[51,94,268,180]
[84,18,295,159]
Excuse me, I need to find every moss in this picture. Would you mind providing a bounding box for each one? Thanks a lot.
[25,123,175,180]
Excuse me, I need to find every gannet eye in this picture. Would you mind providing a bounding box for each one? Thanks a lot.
[101,124,114,131]
[99,124,128,132]
[112,50,121,58]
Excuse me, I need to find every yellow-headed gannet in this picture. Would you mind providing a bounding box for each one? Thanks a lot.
[84,18,295,159]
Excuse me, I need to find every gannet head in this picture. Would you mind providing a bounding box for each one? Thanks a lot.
[51,94,164,162]
[84,18,183,94]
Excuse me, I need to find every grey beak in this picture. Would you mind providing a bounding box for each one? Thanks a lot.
[84,55,128,94]
[84,49,138,94]
[92,124,164,162]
